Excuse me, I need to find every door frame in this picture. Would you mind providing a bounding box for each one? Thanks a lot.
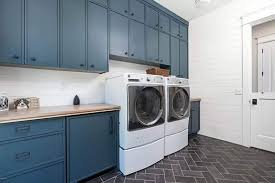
[242,4,275,147]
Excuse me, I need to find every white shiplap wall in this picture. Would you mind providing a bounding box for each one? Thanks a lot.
[0,60,152,107]
[189,0,275,145]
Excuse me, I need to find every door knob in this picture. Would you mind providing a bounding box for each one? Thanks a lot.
[12,55,19,59]
[30,57,36,61]
[131,53,134,56]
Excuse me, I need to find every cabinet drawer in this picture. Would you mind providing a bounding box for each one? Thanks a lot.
[1,162,64,183]
[0,118,64,142]
[0,133,64,177]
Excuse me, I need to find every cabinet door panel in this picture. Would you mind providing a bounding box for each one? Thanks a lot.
[129,0,144,23]
[146,27,158,63]
[61,0,86,70]
[159,32,170,65]
[67,113,117,182]
[26,0,58,67]
[180,40,188,78]
[109,0,128,16]
[0,0,23,64]
[180,24,188,41]
[159,13,170,33]
[88,3,108,72]
[145,6,158,28]
[110,12,129,57]
[129,20,145,61]
[170,36,180,76]
[191,102,200,134]
[170,19,180,38]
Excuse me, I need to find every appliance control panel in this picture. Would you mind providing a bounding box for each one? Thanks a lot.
[127,74,164,84]
[167,77,189,85]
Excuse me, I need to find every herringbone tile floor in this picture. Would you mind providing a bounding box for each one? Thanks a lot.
[85,135,275,183]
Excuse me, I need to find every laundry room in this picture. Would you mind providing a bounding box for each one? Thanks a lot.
[0,0,275,183]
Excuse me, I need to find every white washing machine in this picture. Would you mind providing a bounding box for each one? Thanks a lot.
[164,77,190,156]
[105,73,165,175]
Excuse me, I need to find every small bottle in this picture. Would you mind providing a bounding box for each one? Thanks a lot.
[73,95,80,105]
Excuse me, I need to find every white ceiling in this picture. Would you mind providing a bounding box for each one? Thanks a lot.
[154,0,232,21]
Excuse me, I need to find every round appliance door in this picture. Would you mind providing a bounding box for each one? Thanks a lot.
[135,87,163,126]
[170,87,190,120]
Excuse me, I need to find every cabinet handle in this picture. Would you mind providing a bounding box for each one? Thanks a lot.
[90,64,94,68]
[124,52,128,55]
[109,116,114,134]
[15,152,31,161]
[155,24,159,27]
[15,125,31,134]
[131,13,134,16]
[160,26,163,29]
[30,57,36,61]
[124,10,128,13]
[80,64,85,67]
[12,55,19,59]
[131,53,134,57]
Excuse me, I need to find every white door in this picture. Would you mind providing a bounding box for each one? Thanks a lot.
[251,96,275,153]
[258,41,275,93]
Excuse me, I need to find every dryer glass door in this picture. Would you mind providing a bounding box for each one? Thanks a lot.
[169,87,190,122]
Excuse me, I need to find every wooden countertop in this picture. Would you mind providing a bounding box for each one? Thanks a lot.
[0,104,120,124]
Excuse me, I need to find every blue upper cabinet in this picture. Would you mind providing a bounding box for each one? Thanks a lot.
[171,19,180,38]
[145,5,159,29]
[180,24,188,41]
[159,13,170,34]
[26,0,58,67]
[61,0,86,70]
[180,40,188,78]
[129,20,145,61]
[159,32,170,65]
[110,11,129,57]
[129,0,145,23]
[109,0,129,17]
[170,36,180,77]
[88,2,108,72]
[67,112,118,183]
[146,27,159,63]
[0,0,23,65]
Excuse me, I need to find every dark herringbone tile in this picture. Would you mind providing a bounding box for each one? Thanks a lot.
[85,135,275,183]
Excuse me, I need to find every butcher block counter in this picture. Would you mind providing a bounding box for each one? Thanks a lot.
[0,104,120,124]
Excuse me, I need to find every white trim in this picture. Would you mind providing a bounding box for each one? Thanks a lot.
[242,4,275,147]
[258,34,275,44]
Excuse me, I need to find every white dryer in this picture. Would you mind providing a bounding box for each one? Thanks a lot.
[164,77,190,156]
[105,73,165,175]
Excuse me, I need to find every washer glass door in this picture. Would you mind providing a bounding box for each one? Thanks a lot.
[128,86,164,131]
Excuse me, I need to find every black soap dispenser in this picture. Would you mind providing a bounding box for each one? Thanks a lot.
[73,95,80,105]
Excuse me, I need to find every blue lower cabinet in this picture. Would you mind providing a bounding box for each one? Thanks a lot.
[67,112,118,183]
[189,101,200,135]
[2,162,65,183]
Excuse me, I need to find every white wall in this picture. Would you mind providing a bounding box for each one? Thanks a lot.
[0,60,152,107]
[189,0,275,145]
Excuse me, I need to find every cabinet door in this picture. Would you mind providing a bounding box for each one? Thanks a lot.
[88,3,108,72]
[170,36,180,76]
[171,19,180,38]
[146,27,159,63]
[180,40,188,78]
[180,24,188,41]
[61,0,86,70]
[26,0,58,67]
[109,0,128,16]
[110,12,129,57]
[0,0,23,64]
[145,6,158,29]
[129,0,144,23]
[159,13,170,33]
[159,32,170,65]
[191,102,200,134]
[129,20,145,61]
[67,113,118,183]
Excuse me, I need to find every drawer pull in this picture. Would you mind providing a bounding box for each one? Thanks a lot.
[15,125,31,134]
[15,152,31,161]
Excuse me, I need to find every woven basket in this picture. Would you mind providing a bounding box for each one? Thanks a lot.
[146,68,170,77]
